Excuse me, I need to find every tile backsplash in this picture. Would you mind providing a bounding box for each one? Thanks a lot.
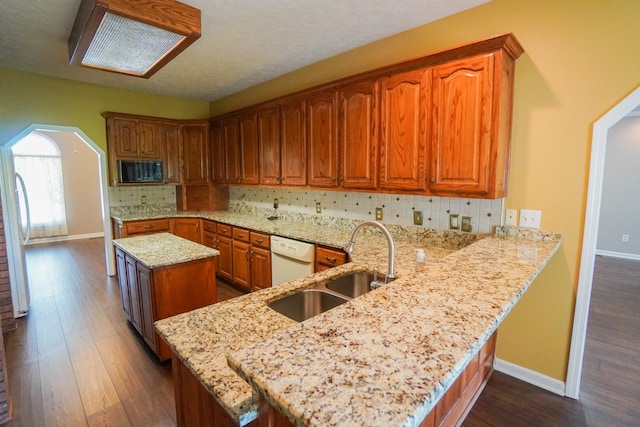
[229,187,503,234]
[107,185,503,234]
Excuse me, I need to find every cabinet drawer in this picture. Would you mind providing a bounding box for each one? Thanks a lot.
[250,231,270,249]
[233,227,250,242]
[217,223,232,238]
[202,220,217,233]
[315,246,347,270]
[126,219,171,235]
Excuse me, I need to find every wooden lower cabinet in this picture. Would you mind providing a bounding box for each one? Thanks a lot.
[172,218,202,243]
[113,218,171,238]
[115,247,217,361]
[250,231,271,291]
[315,246,348,272]
[172,353,258,427]
[256,333,497,427]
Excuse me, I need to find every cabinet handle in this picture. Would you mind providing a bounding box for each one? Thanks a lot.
[430,178,435,183]
[245,251,250,261]
[237,233,244,239]
[144,225,153,229]
[250,251,254,262]
[256,238,263,244]
[331,177,337,181]
[325,256,337,263]
[339,176,344,182]
[196,223,200,231]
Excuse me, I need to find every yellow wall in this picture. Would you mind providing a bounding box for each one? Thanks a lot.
[210,0,640,381]
[0,68,210,150]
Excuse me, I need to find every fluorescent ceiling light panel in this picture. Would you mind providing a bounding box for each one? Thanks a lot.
[68,0,200,78]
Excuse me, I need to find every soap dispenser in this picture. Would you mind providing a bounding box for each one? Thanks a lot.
[414,248,426,271]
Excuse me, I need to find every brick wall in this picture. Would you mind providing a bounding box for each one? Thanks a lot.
[0,190,16,332]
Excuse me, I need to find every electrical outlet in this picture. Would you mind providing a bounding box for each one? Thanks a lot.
[141,195,147,205]
[375,207,383,221]
[449,214,459,230]
[505,209,518,226]
[622,234,630,242]
[461,216,472,232]
[413,211,423,225]
[316,202,322,214]
[519,209,541,229]
[273,199,278,209]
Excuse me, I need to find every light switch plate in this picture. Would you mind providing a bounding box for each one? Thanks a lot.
[461,216,472,232]
[316,202,322,214]
[449,214,459,230]
[519,209,541,229]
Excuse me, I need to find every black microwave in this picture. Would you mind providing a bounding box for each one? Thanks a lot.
[118,160,164,184]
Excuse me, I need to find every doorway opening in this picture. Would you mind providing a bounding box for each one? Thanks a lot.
[565,85,640,398]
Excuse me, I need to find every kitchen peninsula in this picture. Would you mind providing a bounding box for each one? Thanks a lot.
[154,217,561,427]
[113,233,218,360]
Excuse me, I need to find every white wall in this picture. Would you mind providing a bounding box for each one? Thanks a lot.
[597,116,640,257]
[37,130,103,237]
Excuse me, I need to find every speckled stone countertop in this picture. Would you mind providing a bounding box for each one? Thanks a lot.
[112,232,219,268]
[154,213,561,426]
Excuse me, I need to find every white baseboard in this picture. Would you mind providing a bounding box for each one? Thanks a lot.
[26,232,105,246]
[595,249,640,261]
[494,358,566,396]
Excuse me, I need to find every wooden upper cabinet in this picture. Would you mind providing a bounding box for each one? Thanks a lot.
[223,118,242,184]
[161,123,181,184]
[138,122,163,159]
[280,101,307,186]
[110,118,139,158]
[210,122,226,184]
[428,52,508,198]
[258,107,281,185]
[181,122,209,184]
[239,113,260,185]
[379,68,428,191]
[307,92,338,187]
[337,81,379,190]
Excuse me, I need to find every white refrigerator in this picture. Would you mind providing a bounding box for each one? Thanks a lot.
[0,147,31,317]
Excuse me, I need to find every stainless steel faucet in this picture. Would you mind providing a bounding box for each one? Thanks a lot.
[343,220,395,281]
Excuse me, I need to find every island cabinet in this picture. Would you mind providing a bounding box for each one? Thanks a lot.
[113,239,217,361]
[379,68,428,192]
[255,332,497,427]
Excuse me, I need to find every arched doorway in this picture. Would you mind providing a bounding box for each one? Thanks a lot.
[565,85,640,398]
[0,124,114,318]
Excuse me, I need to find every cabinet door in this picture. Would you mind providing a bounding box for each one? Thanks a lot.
[280,101,307,186]
[379,69,428,191]
[181,122,210,184]
[125,255,143,333]
[337,81,379,189]
[258,107,281,185]
[232,240,251,291]
[138,121,163,159]
[161,123,181,184]
[250,246,272,291]
[115,248,131,318]
[239,113,260,184]
[172,218,201,243]
[216,235,233,282]
[202,231,219,273]
[223,118,242,184]
[210,122,226,184]
[307,92,338,187]
[136,263,156,349]
[428,53,494,197]
[110,118,139,158]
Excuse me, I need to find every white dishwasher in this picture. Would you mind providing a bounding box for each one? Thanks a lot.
[271,236,315,286]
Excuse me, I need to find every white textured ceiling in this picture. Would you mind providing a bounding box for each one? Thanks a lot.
[0,0,489,102]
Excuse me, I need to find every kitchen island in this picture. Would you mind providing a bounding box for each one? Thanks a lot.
[154,222,561,426]
[113,233,219,360]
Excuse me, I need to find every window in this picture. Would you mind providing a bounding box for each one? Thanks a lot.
[12,133,68,239]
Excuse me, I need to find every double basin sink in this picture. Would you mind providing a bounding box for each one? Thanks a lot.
[268,271,390,322]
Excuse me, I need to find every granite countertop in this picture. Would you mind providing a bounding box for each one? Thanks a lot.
[112,232,219,268]
[153,211,561,426]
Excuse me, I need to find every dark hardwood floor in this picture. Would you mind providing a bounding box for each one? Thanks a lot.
[3,242,637,426]
[465,255,640,426]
